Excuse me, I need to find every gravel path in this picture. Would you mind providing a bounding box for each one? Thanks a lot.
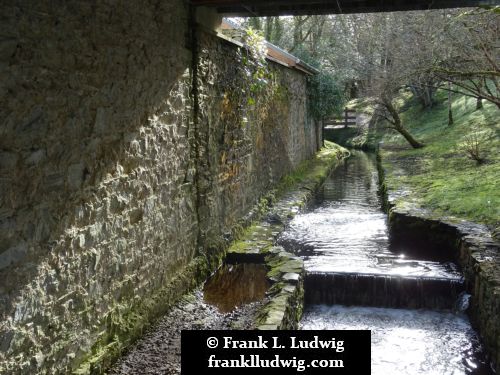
[109,288,265,375]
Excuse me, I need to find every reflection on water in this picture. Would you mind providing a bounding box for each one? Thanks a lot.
[278,151,460,278]
[203,263,270,313]
[301,305,493,375]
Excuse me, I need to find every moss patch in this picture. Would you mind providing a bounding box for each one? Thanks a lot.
[74,256,213,374]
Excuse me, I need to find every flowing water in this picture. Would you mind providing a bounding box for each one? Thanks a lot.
[279,151,493,374]
[301,305,490,375]
[279,151,460,278]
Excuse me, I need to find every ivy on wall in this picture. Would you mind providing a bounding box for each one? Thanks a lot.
[307,71,345,121]
[291,46,346,121]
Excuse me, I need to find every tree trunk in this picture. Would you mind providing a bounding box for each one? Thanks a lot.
[265,17,273,41]
[395,123,425,149]
[476,79,483,110]
[448,82,453,126]
[410,84,436,109]
[383,97,424,149]
[273,17,283,44]
[476,97,483,110]
[248,18,261,31]
[424,87,432,108]
[293,16,304,49]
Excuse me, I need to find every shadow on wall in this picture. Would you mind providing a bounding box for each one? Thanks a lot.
[0,2,319,373]
[0,0,198,372]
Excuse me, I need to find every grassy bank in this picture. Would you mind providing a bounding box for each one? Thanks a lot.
[378,90,499,230]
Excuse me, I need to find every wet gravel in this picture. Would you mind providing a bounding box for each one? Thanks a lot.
[109,288,265,375]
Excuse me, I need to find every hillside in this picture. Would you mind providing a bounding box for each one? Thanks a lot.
[376,90,499,231]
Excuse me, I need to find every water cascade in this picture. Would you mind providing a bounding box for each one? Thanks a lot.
[279,151,493,374]
[305,272,464,309]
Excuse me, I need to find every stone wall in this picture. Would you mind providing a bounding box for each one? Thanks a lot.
[195,30,319,246]
[0,2,319,373]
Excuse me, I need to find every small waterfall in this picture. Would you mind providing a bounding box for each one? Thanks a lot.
[305,271,464,310]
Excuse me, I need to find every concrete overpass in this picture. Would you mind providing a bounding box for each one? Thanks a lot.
[190,0,498,16]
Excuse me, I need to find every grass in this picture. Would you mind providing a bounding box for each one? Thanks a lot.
[346,97,377,114]
[379,89,499,228]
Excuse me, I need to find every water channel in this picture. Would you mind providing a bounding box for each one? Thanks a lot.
[278,151,493,375]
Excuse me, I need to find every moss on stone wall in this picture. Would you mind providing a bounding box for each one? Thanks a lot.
[80,141,347,373]
[74,256,214,374]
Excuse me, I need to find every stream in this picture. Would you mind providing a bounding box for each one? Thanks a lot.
[278,151,493,375]
[112,151,493,374]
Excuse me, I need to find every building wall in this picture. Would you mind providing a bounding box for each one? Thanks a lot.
[195,31,319,242]
[0,2,319,373]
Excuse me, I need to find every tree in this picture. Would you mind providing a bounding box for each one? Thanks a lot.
[239,16,346,121]
[291,47,345,121]
[433,7,500,108]
[448,82,454,126]
[380,94,425,148]
[308,71,345,121]
[402,23,440,109]
[336,12,425,148]
[236,7,498,147]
